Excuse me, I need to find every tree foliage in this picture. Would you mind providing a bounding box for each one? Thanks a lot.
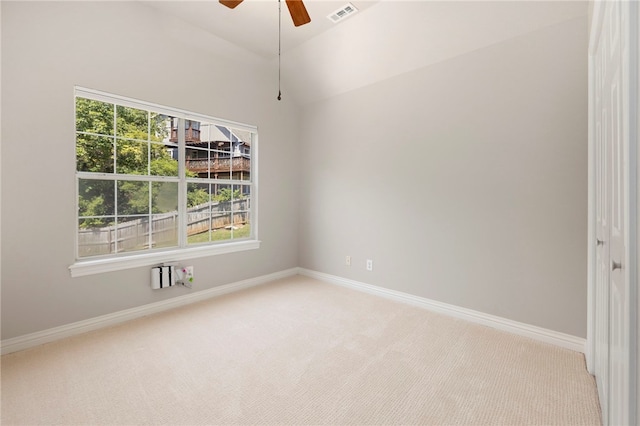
[76,98,208,227]
[187,184,211,207]
[213,187,243,203]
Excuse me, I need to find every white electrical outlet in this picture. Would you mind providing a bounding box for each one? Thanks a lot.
[366,259,373,271]
[346,255,351,266]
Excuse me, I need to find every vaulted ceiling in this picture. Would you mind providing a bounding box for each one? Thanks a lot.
[146,1,588,105]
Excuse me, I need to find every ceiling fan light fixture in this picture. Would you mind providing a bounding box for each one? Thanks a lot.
[219,0,243,9]
[219,0,310,27]
[327,2,358,24]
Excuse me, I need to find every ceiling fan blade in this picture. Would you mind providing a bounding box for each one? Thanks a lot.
[285,0,311,27]
[219,0,243,9]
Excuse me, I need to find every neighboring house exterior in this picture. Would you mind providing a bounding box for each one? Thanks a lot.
[169,119,251,183]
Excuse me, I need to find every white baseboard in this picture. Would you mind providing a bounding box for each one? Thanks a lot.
[1,268,299,355]
[2,267,586,356]
[297,268,586,354]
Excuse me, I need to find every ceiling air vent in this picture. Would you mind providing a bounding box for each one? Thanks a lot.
[327,3,358,24]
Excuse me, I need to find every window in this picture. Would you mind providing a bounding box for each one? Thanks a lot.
[71,87,258,277]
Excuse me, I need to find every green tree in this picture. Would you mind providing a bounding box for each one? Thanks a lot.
[187,183,210,207]
[77,98,210,227]
[76,98,114,174]
[76,99,180,227]
[213,187,243,203]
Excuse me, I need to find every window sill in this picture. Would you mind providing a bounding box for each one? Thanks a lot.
[69,240,261,278]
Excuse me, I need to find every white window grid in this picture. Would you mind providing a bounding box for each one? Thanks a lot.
[74,86,258,262]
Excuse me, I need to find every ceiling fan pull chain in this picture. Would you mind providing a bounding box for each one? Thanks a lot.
[277,0,282,101]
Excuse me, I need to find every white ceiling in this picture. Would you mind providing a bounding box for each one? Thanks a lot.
[145,1,588,105]
[147,0,378,58]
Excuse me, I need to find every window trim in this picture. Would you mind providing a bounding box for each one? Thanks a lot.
[70,87,260,277]
[69,240,260,277]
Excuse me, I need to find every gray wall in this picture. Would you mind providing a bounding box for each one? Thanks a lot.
[1,2,589,342]
[1,2,299,340]
[298,17,588,337]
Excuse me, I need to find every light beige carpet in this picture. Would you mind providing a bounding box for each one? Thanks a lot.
[1,275,601,425]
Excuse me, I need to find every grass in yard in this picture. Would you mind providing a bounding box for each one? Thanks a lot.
[187,224,250,244]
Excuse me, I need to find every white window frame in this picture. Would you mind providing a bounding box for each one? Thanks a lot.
[69,87,259,277]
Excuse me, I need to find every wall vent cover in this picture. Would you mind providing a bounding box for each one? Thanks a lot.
[327,3,358,23]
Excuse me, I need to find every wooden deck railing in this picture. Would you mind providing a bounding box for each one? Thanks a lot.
[185,157,250,174]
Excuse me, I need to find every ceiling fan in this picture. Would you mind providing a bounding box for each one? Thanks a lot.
[219,0,311,27]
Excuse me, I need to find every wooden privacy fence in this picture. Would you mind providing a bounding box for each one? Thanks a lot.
[185,201,249,237]
[78,198,250,257]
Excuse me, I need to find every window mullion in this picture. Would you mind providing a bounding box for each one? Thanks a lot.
[113,104,118,254]
[113,180,119,255]
[75,176,80,260]
[113,104,117,174]
[148,183,153,253]
[147,111,153,251]
[178,117,187,248]
[147,111,151,176]
[251,132,258,240]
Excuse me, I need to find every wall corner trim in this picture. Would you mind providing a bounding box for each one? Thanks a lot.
[297,268,587,354]
[1,268,299,355]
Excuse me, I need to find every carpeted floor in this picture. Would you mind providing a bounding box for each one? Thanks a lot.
[1,275,601,425]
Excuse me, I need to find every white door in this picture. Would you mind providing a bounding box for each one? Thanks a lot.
[608,2,632,424]
[594,46,610,419]
[590,1,636,425]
